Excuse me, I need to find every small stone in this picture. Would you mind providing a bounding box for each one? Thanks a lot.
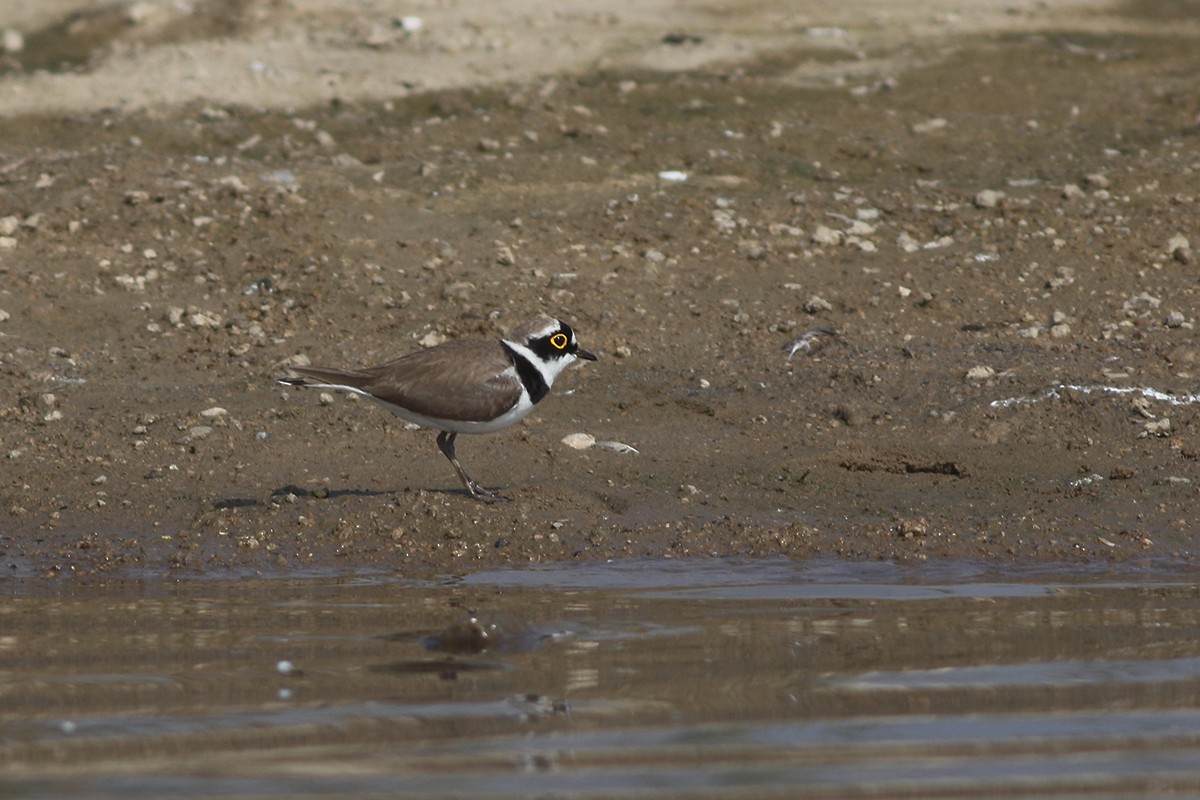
[1083,172,1110,189]
[613,345,632,358]
[1062,184,1086,199]
[2,29,24,53]
[1050,323,1071,338]
[38,393,57,409]
[200,406,228,418]
[318,393,334,406]
[911,117,948,134]
[92,475,107,486]
[562,433,596,450]
[0,309,10,323]
[0,236,16,249]
[0,216,18,236]
[1167,234,1193,265]
[43,410,64,422]
[965,365,995,381]
[1166,311,1186,328]
[419,331,447,348]
[1143,418,1171,437]
[896,231,920,253]
[974,189,1005,209]
[177,425,213,444]
[811,225,842,246]
[441,281,475,300]
[738,240,769,260]
[189,311,222,328]
[804,295,833,314]
[643,249,666,263]
[496,245,516,266]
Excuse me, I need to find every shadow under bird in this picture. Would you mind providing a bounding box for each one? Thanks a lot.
[278,316,597,501]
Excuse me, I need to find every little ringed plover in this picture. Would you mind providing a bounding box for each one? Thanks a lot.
[278,316,597,501]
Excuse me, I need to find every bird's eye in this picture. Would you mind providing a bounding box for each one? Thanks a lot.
[550,333,569,350]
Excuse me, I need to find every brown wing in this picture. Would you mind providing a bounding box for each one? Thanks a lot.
[358,339,522,422]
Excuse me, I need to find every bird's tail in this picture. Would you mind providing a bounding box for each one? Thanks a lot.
[278,366,375,392]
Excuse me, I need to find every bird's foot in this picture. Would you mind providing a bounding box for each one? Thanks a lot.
[467,481,508,504]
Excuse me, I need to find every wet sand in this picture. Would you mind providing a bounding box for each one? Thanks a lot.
[2,0,1200,577]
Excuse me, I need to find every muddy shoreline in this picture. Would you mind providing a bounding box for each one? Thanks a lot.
[2,1,1199,578]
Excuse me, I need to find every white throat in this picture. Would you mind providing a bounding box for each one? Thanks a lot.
[502,338,575,387]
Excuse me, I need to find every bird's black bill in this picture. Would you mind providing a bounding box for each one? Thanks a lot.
[575,347,598,361]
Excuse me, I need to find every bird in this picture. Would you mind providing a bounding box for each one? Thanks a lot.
[278,316,597,501]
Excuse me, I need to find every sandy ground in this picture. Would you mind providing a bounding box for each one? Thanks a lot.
[1,0,1199,577]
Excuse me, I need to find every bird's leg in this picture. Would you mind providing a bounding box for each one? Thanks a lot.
[436,430,504,502]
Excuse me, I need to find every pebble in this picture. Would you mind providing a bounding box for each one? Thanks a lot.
[911,117,948,134]
[811,225,842,246]
[804,295,833,313]
[1165,311,1186,328]
[1143,418,1171,437]
[1050,323,1071,338]
[965,365,995,381]
[738,240,769,260]
[644,249,666,263]
[200,406,228,419]
[496,245,516,266]
[657,170,688,182]
[419,331,447,348]
[1167,234,1192,264]
[974,189,1005,209]
[0,309,9,323]
[176,425,213,444]
[562,433,596,450]
[189,311,222,329]
[0,216,17,236]
[2,29,23,53]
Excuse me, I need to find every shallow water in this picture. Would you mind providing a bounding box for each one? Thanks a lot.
[3,558,1200,798]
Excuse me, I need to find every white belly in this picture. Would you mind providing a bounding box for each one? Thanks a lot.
[368,391,535,434]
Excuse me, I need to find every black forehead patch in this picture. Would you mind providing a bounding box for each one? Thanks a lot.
[528,321,575,359]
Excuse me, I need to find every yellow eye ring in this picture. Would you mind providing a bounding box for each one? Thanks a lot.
[550,333,569,350]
